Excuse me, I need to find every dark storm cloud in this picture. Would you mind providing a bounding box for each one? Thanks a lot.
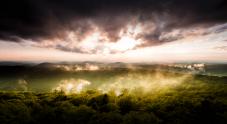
[0,0,227,50]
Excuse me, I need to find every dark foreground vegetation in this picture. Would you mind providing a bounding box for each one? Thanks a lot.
[0,63,227,124]
[0,82,227,124]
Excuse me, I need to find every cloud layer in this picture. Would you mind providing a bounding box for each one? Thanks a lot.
[1,0,227,53]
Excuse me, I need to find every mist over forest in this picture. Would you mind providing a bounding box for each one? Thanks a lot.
[0,62,227,124]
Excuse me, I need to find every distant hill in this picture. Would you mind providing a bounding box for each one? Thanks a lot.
[0,62,30,66]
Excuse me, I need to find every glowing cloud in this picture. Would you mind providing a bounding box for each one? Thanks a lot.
[32,23,144,54]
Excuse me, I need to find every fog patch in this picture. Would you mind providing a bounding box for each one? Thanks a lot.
[97,72,192,96]
[52,78,91,94]
[17,79,28,91]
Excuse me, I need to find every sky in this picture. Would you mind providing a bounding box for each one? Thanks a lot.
[0,0,227,63]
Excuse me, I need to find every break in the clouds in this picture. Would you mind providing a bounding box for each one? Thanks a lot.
[0,0,227,54]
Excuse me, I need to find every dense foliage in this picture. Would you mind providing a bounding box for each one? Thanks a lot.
[0,79,227,124]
